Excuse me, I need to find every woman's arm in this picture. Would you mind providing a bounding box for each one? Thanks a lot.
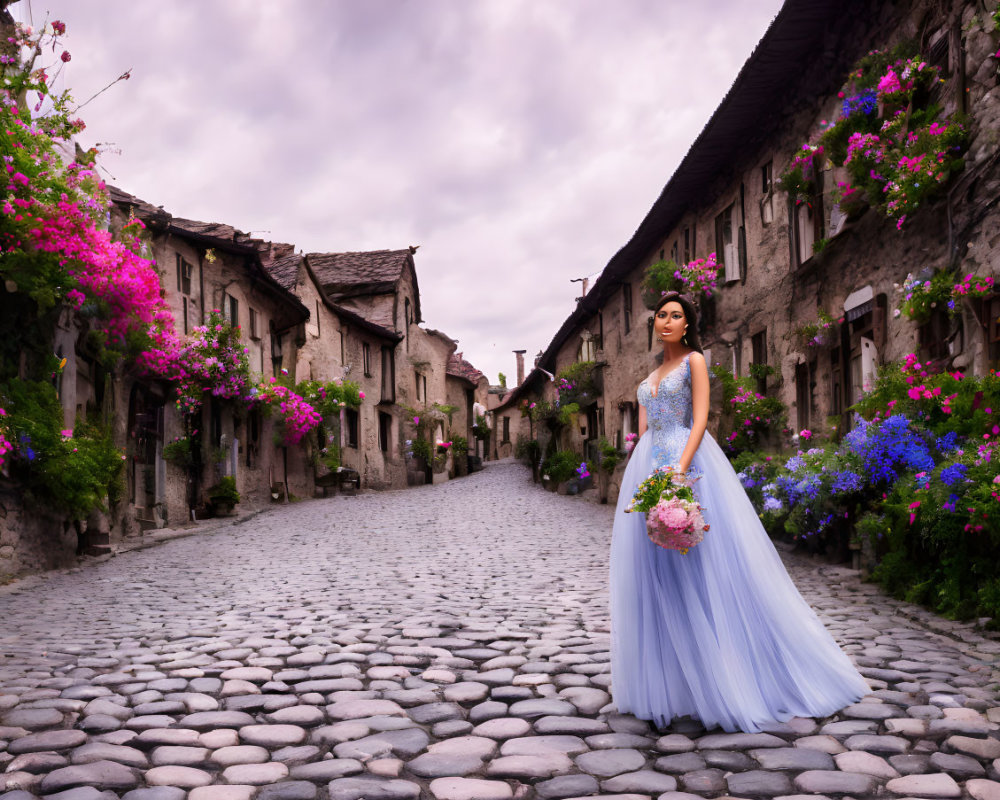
[677,351,709,473]
[638,402,647,438]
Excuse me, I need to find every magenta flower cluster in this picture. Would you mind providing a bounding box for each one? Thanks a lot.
[0,408,11,470]
[256,381,323,445]
[669,252,719,298]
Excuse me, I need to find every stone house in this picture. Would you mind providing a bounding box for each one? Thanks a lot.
[445,352,489,463]
[261,251,406,490]
[262,249,475,488]
[106,187,312,531]
[505,0,1000,502]
[486,351,537,461]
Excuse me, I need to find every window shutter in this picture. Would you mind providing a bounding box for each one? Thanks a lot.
[738,225,747,283]
[724,242,739,282]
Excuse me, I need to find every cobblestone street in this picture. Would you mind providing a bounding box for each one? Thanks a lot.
[1,460,999,800]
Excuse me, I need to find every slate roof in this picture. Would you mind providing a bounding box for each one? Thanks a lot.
[265,252,302,291]
[307,249,412,293]
[261,253,401,343]
[108,185,309,327]
[447,352,485,385]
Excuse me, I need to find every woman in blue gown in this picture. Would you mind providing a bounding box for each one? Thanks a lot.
[610,292,869,733]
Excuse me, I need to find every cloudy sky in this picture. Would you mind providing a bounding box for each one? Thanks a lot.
[13,0,784,385]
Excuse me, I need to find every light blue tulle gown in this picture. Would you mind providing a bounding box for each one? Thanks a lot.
[610,352,869,733]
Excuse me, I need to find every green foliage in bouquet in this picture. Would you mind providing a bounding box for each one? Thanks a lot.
[626,466,696,513]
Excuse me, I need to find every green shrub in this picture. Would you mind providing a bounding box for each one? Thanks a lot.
[540,450,580,483]
[0,380,124,519]
[207,475,240,506]
[514,437,541,464]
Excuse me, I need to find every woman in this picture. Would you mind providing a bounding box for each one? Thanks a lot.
[609,292,869,733]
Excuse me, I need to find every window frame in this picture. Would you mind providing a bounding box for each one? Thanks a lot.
[378,411,392,453]
[623,283,632,334]
[715,203,739,283]
[751,329,767,395]
[380,346,396,403]
[344,408,359,448]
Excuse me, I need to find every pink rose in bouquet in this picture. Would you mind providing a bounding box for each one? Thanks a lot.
[626,464,709,554]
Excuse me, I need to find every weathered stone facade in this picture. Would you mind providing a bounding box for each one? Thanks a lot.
[107,188,312,533]
[499,0,1000,505]
[2,195,483,578]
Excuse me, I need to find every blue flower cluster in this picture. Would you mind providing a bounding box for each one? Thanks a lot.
[844,414,935,484]
[939,462,968,486]
[762,494,783,512]
[842,90,877,118]
[785,455,805,473]
[830,470,863,495]
[935,431,959,451]
[775,472,822,505]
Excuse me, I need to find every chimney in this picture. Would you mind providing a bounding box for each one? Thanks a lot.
[514,350,526,387]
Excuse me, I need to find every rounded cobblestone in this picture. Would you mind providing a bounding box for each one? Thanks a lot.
[0,462,997,800]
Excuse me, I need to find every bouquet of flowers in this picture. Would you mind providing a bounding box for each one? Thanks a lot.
[626,465,709,554]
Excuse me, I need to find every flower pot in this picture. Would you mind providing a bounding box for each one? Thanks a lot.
[210,500,236,517]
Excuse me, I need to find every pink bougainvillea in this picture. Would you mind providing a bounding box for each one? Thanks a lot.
[255,381,323,444]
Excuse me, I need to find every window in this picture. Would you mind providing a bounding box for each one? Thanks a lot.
[751,330,767,394]
[182,300,189,336]
[830,347,843,417]
[579,332,596,362]
[270,321,283,376]
[340,330,346,365]
[795,361,816,432]
[176,254,193,295]
[249,307,259,340]
[378,412,392,453]
[917,310,950,363]
[344,408,359,448]
[794,202,816,265]
[760,161,774,225]
[790,167,824,268]
[597,311,604,351]
[715,204,739,282]
[683,228,691,263]
[381,346,395,402]
[363,343,372,377]
[405,297,411,327]
[987,295,1000,368]
[415,371,427,402]
[223,293,239,328]
[247,409,261,468]
[670,241,679,263]
[502,416,510,444]
[623,283,632,334]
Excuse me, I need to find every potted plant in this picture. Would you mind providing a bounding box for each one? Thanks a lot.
[596,438,622,504]
[541,450,580,493]
[451,435,469,477]
[207,475,240,516]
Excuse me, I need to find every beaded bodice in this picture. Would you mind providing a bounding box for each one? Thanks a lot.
[637,353,693,470]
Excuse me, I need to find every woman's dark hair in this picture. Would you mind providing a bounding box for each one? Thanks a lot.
[654,292,703,354]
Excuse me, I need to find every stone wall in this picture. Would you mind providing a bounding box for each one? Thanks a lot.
[522,0,1000,505]
[0,483,77,578]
